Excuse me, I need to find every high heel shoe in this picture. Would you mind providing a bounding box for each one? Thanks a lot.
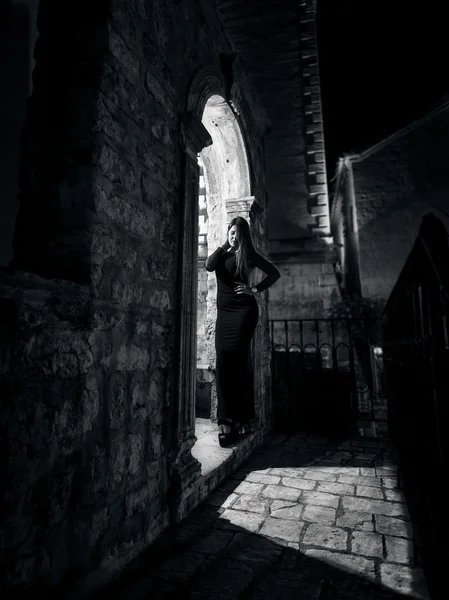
[218,419,241,447]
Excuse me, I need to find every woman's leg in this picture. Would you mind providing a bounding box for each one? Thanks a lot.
[215,305,258,442]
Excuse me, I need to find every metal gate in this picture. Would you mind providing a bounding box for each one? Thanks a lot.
[269,318,386,436]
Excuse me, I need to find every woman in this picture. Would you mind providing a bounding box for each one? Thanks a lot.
[205,216,281,446]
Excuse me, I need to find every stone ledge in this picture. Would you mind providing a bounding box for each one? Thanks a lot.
[188,420,267,517]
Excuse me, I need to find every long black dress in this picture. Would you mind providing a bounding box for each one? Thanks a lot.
[205,247,280,424]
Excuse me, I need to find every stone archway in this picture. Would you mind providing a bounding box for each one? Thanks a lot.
[172,68,263,516]
[195,94,252,422]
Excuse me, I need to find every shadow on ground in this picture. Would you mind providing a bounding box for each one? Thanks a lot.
[91,433,429,600]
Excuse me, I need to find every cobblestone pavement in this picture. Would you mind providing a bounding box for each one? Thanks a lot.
[96,433,430,600]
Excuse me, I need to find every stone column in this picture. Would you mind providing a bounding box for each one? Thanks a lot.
[224,195,265,250]
[225,196,258,221]
[168,112,212,522]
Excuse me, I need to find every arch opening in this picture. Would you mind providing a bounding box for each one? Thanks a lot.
[195,93,251,425]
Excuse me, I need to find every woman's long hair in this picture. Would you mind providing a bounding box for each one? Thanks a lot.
[227,216,256,280]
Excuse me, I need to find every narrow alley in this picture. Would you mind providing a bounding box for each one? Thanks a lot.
[94,433,429,600]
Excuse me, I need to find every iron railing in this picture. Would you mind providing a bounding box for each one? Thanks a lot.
[381,212,449,600]
[269,317,386,436]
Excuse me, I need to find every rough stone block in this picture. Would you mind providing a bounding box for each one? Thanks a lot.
[260,517,304,542]
[269,467,304,478]
[109,26,140,84]
[351,531,383,558]
[95,190,158,239]
[302,524,348,550]
[356,485,384,500]
[231,496,269,514]
[281,477,316,490]
[308,183,327,195]
[302,505,336,525]
[270,502,304,520]
[262,485,301,502]
[232,481,265,496]
[336,510,374,531]
[385,535,414,564]
[309,204,328,217]
[217,509,265,534]
[342,496,408,517]
[301,469,337,482]
[382,477,400,489]
[300,491,340,508]
[316,482,354,496]
[246,472,281,485]
[374,515,412,538]
[337,474,382,487]
[97,144,137,193]
[125,486,150,518]
[380,564,430,599]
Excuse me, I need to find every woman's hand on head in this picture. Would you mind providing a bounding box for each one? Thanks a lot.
[235,284,254,296]
[221,239,231,250]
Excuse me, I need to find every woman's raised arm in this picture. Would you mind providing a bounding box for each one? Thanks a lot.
[205,247,225,272]
[205,239,231,272]
[251,253,281,292]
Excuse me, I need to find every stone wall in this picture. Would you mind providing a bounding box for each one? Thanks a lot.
[268,259,339,320]
[0,1,269,596]
[335,99,449,303]
[216,0,336,321]
[266,0,337,321]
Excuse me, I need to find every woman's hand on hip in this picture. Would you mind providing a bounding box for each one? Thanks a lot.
[235,284,254,295]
